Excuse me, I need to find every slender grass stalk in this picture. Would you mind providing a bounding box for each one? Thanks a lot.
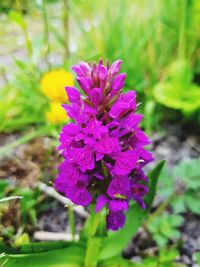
[15,0,32,61]
[178,0,187,59]
[0,68,9,85]
[24,27,32,61]
[63,0,70,66]
[42,0,51,70]
[15,0,21,12]
[68,205,75,240]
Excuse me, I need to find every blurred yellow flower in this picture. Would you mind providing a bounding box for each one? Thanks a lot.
[41,69,74,102]
[46,102,68,124]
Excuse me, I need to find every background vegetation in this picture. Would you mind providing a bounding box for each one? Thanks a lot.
[0,0,200,266]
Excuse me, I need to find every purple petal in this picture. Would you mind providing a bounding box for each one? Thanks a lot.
[108,200,129,212]
[109,102,129,118]
[110,60,122,76]
[96,152,104,161]
[122,91,136,109]
[62,103,81,122]
[75,132,85,141]
[135,129,151,144]
[61,123,80,136]
[65,86,81,103]
[76,147,95,172]
[76,77,91,95]
[134,169,149,183]
[71,187,92,206]
[107,176,130,198]
[132,183,149,197]
[98,65,107,80]
[114,151,138,176]
[95,194,108,212]
[134,197,146,209]
[95,137,120,155]
[79,61,91,75]
[84,137,96,145]
[90,87,102,106]
[136,147,154,165]
[93,172,104,180]
[106,211,125,231]
[112,73,126,91]
[72,64,85,76]
[55,161,80,189]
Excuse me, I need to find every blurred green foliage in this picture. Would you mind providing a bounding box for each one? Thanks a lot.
[158,158,200,215]
[153,59,200,119]
[147,213,184,247]
[132,247,186,267]
[71,0,200,130]
[0,0,200,134]
[0,179,40,244]
[0,0,30,14]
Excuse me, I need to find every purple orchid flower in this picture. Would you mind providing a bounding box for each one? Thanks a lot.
[55,59,153,231]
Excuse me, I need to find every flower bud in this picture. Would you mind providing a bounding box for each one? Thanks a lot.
[76,77,91,95]
[112,73,126,92]
[65,86,81,103]
[110,59,122,75]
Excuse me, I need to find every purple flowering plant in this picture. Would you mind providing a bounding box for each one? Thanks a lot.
[54,59,161,232]
[0,60,164,267]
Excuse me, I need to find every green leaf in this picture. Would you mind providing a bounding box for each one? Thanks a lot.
[99,161,164,260]
[173,159,200,189]
[147,213,183,246]
[185,192,200,214]
[0,241,76,254]
[99,205,146,261]
[100,255,139,267]
[153,60,200,114]
[172,263,187,267]
[145,160,165,208]
[172,196,186,213]
[0,179,10,198]
[9,11,27,30]
[171,159,200,214]
[159,247,179,262]
[1,245,85,267]
[142,256,157,267]
[194,252,200,264]
[14,234,30,247]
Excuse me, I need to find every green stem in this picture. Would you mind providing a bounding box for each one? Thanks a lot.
[15,0,20,10]
[68,205,75,240]
[84,206,102,267]
[24,29,32,61]
[16,0,32,61]
[178,0,187,59]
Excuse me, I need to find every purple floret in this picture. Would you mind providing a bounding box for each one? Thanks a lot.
[55,59,153,231]
[106,210,126,231]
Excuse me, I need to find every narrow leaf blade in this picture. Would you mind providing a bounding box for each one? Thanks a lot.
[145,160,165,208]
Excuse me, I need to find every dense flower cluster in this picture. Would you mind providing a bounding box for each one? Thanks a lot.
[55,59,153,231]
